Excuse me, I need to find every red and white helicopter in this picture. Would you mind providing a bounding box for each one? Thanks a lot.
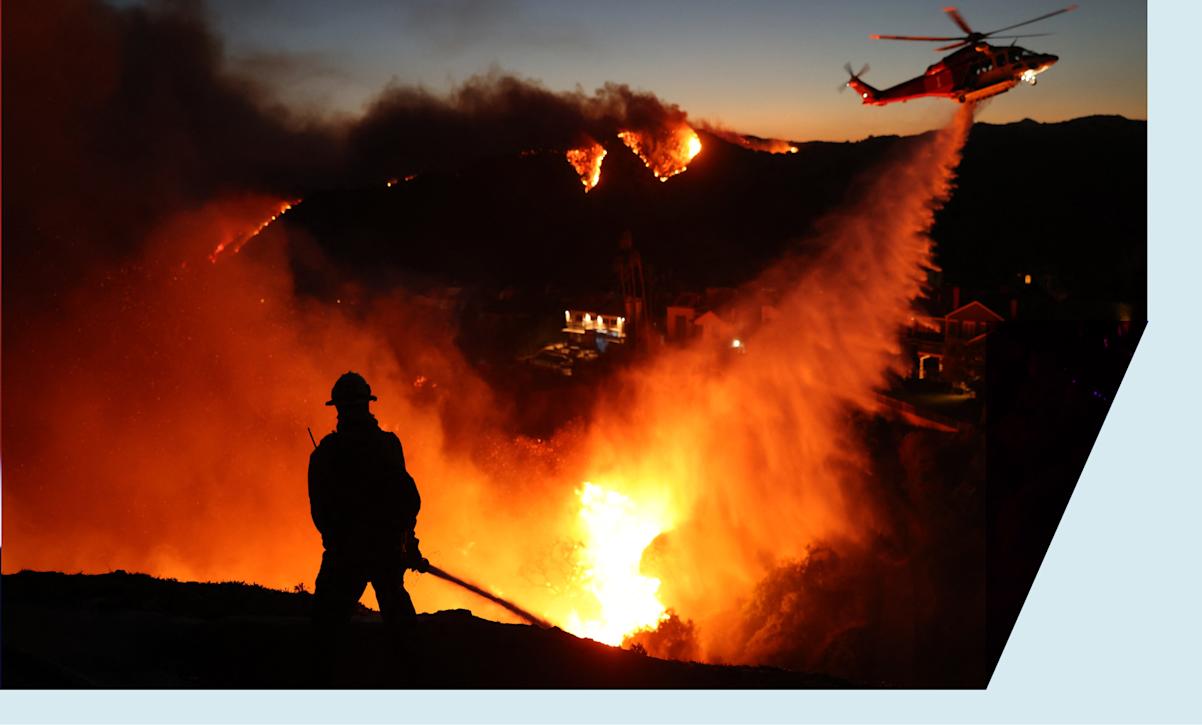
[844,5,1077,105]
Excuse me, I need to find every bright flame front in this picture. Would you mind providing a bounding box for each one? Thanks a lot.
[565,482,670,645]
[618,125,702,182]
[565,142,607,192]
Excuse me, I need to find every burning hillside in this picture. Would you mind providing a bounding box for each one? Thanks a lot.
[209,199,300,262]
[565,141,607,192]
[702,125,800,154]
[617,125,703,181]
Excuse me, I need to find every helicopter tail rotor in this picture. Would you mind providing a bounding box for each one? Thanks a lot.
[839,62,871,92]
[840,63,879,103]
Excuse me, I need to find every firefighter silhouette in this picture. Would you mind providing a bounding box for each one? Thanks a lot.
[308,371,427,681]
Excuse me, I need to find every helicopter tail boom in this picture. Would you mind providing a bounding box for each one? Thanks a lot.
[848,77,882,105]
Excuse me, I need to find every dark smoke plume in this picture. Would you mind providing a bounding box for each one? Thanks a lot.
[3,1,336,301]
[348,73,692,179]
[3,1,693,308]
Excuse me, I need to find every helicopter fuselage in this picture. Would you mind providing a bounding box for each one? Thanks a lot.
[847,43,1059,105]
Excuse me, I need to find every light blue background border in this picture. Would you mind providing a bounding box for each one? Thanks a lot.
[4,1,1196,723]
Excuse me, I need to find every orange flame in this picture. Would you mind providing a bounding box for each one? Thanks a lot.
[208,199,300,263]
[564,483,672,644]
[565,142,607,193]
[745,139,799,154]
[618,125,702,182]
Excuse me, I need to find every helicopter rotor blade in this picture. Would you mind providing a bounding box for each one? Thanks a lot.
[870,34,964,41]
[988,33,1055,39]
[935,40,971,51]
[982,4,1077,36]
[842,62,870,78]
[839,62,870,91]
[943,7,975,35]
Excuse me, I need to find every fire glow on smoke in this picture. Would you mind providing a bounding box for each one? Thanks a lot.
[566,483,671,645]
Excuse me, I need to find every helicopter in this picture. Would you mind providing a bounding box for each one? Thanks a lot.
[843,5,1077,105]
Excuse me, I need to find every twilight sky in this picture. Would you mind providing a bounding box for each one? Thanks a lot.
[203,0,1144,141]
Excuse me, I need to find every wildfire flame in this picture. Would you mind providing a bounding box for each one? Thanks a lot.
[565,142,607,193]
[209,199,300,263]
[564,483,671,645]
[618,125,702,182]
[715,132,798,155]
[754,140,798,154]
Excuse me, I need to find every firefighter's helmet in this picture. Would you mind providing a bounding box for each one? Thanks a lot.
[325,371,378,406]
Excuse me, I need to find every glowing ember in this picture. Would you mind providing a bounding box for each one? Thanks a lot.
[565,141,607,192]
[209,199,300,263]
[617,125,702,182]
[565,483,671,645]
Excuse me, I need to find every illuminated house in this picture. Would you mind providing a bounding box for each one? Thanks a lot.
[666,305,698,340]
[564,309,627,351]
[665,292,703,341]
[664,289,759,345]
[907,300,1004,383]
[693,310,737,344]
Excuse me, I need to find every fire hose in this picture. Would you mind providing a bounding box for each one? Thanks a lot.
[308,427,550,629]
[420,563,552,629]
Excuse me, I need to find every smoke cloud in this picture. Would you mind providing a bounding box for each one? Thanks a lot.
[348,72,693,180]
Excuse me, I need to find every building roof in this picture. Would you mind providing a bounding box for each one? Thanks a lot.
[946,300,1004,322]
